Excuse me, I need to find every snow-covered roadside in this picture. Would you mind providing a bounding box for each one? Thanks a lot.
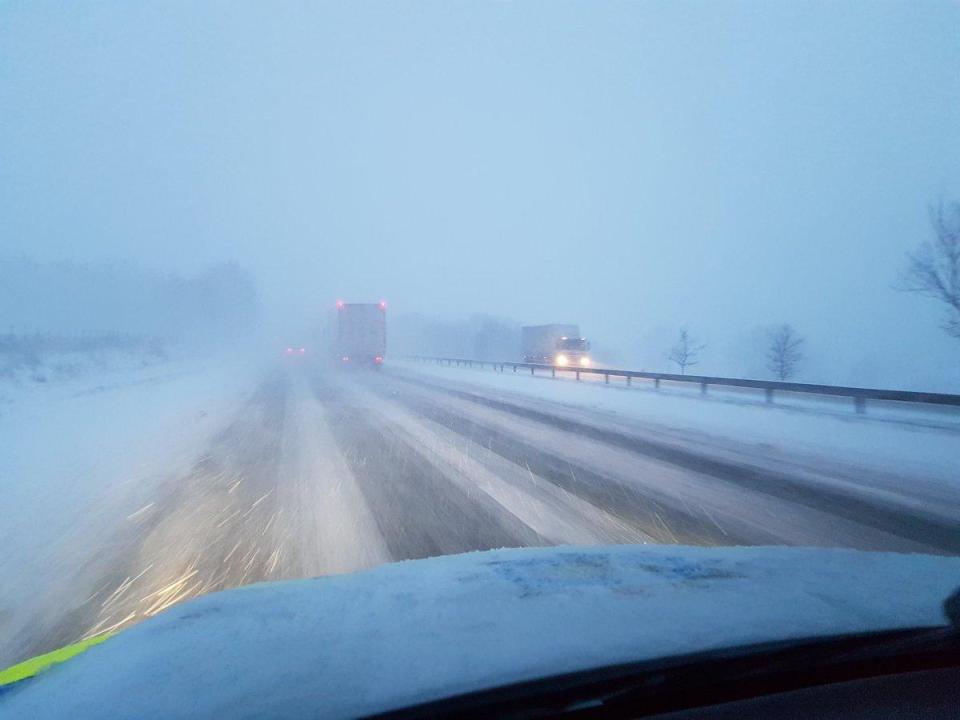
[0,354,263,662]
[392,361,960,486]
[0,345,167,390]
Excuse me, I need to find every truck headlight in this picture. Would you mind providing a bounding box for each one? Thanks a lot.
[556,354,569,366]
[580,357,591,367]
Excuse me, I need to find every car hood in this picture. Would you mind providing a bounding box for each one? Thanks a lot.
[3,544,959,719]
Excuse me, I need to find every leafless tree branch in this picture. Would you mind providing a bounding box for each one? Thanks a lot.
[896,201,960,339]
[668,328,705,374]
[766,324,804,380]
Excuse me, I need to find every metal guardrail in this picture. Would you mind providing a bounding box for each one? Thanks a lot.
[405,356,960,414]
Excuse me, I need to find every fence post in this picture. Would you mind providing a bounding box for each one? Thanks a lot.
[530,367,534,376]
[551,367,556,378]
[700,382,707,395]
[513,365,517,373]
[576,371,581,381]
[854,396,866,414]
[605,373,610,384]
[765,388,773,404]
[654,378,660,390]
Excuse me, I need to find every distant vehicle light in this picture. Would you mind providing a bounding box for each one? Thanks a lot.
[299,348,306,354]
[379,300,387,310]
[336,300,345,310]
[341,356,350,362]
[374,356,384,364]
[580,356,591,367]
[285,347,294,354]
[556,354,569,366]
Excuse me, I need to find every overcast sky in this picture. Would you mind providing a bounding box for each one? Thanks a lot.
[2,1,958,386]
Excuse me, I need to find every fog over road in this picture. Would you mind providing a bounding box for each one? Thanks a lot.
[5,363,959,667]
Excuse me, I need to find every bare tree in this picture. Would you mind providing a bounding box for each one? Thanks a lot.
[668,329,704,374]
[766,324,804,380]
[897,201,960,339]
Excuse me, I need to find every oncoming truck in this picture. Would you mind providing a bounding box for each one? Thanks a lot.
[521,324,591,367]
[336,300,386,367]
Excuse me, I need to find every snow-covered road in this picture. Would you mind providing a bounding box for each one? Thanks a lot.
[2,359,959,668]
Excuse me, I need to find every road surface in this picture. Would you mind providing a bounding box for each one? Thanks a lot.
[4,362,960,667]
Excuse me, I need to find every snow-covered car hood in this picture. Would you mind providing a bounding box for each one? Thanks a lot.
[4,544,959,719]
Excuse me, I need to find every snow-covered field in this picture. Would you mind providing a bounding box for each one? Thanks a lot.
[0,345,164,388]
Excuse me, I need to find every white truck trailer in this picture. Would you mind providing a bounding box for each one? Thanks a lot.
[336,301,386,367]
[521,324,591,366]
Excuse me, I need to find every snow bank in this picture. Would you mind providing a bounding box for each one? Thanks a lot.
[2,544,958,719]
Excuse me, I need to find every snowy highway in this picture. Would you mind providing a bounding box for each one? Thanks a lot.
[2,360,960,668]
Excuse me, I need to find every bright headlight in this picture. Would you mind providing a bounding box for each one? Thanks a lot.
[580,356,591,366]
[555,354,569,366]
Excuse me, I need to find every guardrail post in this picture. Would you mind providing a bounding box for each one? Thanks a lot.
[626,376,632,387]
[605,373,610,384]
[551,367,556,378]
[576,371,581,381]
[854,397,866,414]
[700,382,707,395]
[765,388,773,404]
[513,365,517,373]
[654,378,660,390]
[530,367,534,376]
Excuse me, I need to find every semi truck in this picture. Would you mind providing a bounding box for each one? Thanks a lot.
[336,300,386,366]
[521,324,591,366]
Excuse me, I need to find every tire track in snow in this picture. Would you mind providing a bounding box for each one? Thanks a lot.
[374,370,956,554]
[5,369,390,667]
[341,378,651,547]
[355,373,754,548]
[311,375,547,561]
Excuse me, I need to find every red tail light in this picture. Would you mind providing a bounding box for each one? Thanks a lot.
[378,301,387,310]
[285,347,293,354]
[375,356,383,364]
[336,300,345,310]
